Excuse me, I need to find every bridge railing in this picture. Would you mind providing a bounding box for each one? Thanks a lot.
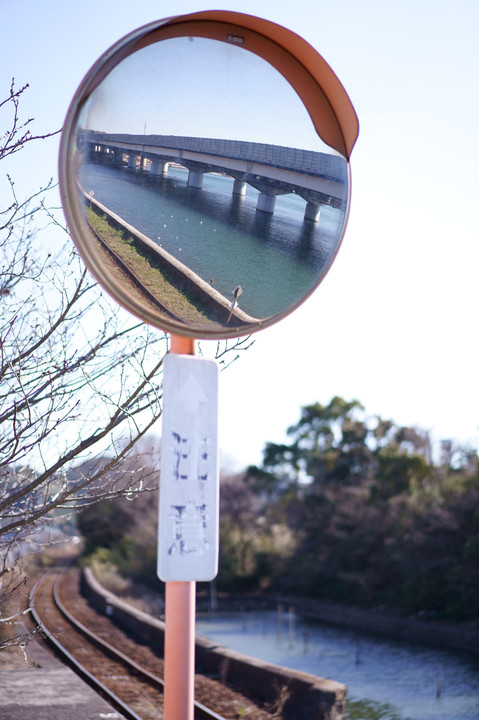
[83,131,346,181]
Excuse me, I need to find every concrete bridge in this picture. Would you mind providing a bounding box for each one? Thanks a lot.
[81,131,348,222]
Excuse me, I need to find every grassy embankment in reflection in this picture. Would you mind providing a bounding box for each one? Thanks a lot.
[85,205,219,327]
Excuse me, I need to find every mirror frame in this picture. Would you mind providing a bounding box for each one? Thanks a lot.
[59,10,359,339]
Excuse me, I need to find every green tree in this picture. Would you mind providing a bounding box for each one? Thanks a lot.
[261,397,375,487]
[218,471,295,591]
[76,443,160,584]
[245,397,479,620]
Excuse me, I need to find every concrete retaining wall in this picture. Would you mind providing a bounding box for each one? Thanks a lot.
[84,192,257,328]
[81,568,347,720]
[288,597,479,655]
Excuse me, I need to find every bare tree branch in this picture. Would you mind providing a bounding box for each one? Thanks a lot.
[0,82,252,650]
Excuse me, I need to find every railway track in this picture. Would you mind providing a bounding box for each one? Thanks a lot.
[29,569,256,720]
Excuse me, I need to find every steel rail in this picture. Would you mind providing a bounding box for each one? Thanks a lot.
[29,574,143,720]
[30,572,225,720]
[86,220,185,323]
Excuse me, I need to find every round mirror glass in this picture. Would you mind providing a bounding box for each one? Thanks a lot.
[60,21,351,338]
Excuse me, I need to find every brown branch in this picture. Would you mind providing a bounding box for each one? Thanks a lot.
[0,356,164,518]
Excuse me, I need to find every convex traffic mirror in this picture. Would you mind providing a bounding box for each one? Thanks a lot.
[60,11,358,339]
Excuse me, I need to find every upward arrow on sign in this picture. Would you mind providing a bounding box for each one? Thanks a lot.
[176,372,209,408]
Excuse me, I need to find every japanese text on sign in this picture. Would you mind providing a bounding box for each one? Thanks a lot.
[158,354,219,581]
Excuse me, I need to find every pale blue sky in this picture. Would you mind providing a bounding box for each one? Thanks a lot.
[82,35,325,149]
[2,0,479,468]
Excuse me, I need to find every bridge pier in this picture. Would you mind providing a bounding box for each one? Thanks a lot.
[256,192,276,214]
[151,158,169,177]
[188,170,204,189]
[233,179,247,196]
[304,202,320,222]
[82,134,346,218]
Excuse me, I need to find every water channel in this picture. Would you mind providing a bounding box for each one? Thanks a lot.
[195,609,479,720]
[80,162,345,320]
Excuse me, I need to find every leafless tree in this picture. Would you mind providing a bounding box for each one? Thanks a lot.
[0,81,252,628]
[0,80,171,575]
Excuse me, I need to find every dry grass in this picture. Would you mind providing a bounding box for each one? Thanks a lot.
[85,206,218,326]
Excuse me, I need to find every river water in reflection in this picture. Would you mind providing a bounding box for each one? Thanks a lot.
[80,163,345,319]
[195,610,479,720]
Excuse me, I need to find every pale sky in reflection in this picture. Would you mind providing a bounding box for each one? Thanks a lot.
[82,36,326,150]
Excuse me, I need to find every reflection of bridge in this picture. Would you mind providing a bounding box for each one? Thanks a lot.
[82,131,348,222]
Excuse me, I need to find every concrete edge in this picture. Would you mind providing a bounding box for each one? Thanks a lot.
[82,567,347,720]
[83,190,259,327]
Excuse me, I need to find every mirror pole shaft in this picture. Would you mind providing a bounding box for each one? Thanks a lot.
[170,334,196,355]
[164,581,196,720]
[164,333,196,720]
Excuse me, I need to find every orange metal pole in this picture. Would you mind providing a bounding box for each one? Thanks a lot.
[164,581,196,720]
[163,334,196,720]
[170,334,196,355]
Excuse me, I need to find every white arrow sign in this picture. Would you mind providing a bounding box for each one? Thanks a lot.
[158,353,219,582]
